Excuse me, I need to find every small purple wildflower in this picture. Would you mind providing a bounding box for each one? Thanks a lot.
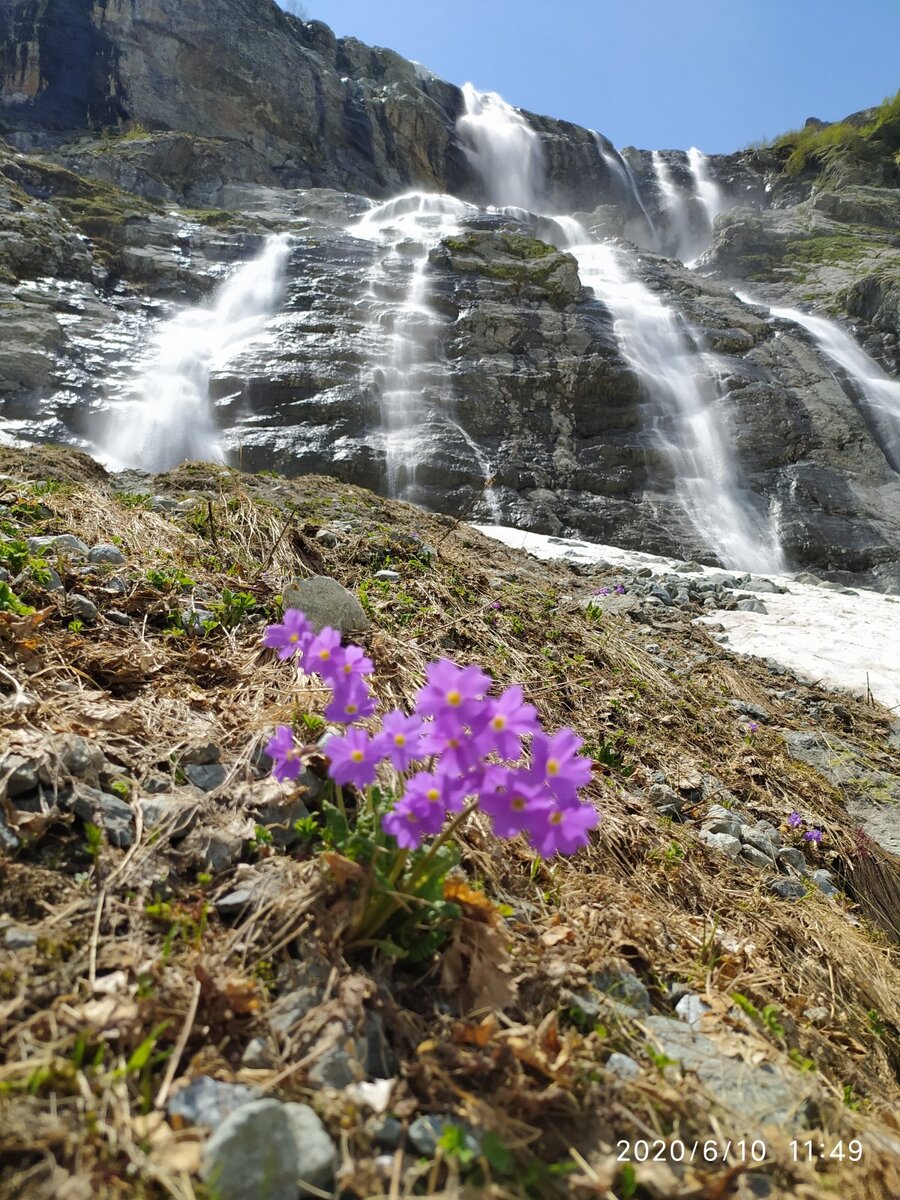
[374,710,424,771]
[788,812,803,828]
[803,829,823,844]
[325,727,379,788]
[266,724,304,783]
[529,800,599,858]
[477,768,553,839]
[415,658,491,724]
[325,676,377,724]
[482,685,541,759]
[614,583,626,595]
[747,721,759,734]
[403,771,464,835]
[490,600,503,611]
[381,798,429,849]
[263,609,314,661]
[303,626,344,677]
[531,729,593,803]
[334,643,374,680]
[593,586,611,597]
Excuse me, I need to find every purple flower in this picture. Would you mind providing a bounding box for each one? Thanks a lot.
[529,801,599,858]
[490,600,503,611]
[422,722,485,776]
[404,771,464,835]
[614,584,626,595]
[788,812,803,828]
[531,729,593,803]
[263,609,314,661]
[482,685,541,758]
[415,658,491,725]
[593,587,611,597]
[266,725,305,783]
[381,797,429,849]
[325,676,377,724]
[803,829,823,844]
[374,710,424,771]
[334,643,374,680]
[325,728,379,788]
[303,626,344,677]
[477,767,553,839]
[747,721,759,734]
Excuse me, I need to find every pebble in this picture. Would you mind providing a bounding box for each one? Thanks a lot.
[167,1076,261,1128]
[184,763,228,792]
[1,753,40,798]
[281,575,370,634]
[4,926,38,949]
[27,534,89,557]
[810,869,839,897]
[88,543,126,565]
[675,993,712,1028]
[741,845,776,869]
[106,610,131,625]
[699,830,742,858]
[768,879,807,901]
[374,569,401,581]
[71,785,133,848]
[606,1052,641,1080]
[68,594,99,622]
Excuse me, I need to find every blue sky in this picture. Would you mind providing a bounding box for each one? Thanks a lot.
[283,0,900,153]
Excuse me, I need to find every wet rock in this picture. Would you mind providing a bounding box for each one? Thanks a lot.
[282,575,371,634]
[768,879,807,901]
[167,1076,261,1128]
[67,594,99,622]
[184,763,229,792]
[735,598,768,614]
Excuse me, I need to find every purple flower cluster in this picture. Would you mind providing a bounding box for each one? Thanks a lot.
[787,811,823,843]
[263,611,598,858]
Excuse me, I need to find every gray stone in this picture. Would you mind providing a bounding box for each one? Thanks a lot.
[308,1045,360,1089]
[216,888,255,918]
[139,796,199,840]
[88,543,126,565]
[282,576,370,634]
[777,847,808,875]
[642,1016,815,1128]
[27,534,89,557]
[200,1098,336,1200]
[768,878,807,901]
[606,1052,641,1080]
[0,811,20,852]
[192,828,243,874]
[241,1037,276,1069]
[67,594,99,622]
[699,830,743,858]
[703,812,743,839]
[742,828,781,857]
[1,753,40,799]
[72,785,133,849]
[373,569,400,581]
[803,1007,830,1026]
[181,743,221,766]
[167,1076,261,1128]
[728,699,771,723]
[647,783,684,814]
[675,993,712,1028]
[106,610,131,626]
[810,869,839,897]
[184,763,229,792]
[741,845,776,869]
[592,965,651,1013]
[370,1115,403,1148]
[408,1114,480,1158]
[4,926,38,949]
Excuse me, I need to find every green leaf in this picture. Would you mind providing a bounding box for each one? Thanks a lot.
[481,1132,515,1175]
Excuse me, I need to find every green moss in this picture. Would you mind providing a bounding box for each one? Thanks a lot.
[772,90,900,177]
[184,208,239,228]
[498,233,554,260]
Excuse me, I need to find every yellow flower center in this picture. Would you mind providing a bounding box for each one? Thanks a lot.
[318,649,331,661]
[345,704,358,715]
[289,633,299,643]
[550,811,563,825]
[448,738,459,749]
[350,750,364,763]
[394,733,406,746]
[511,797,525,811]
[546,758,560,776]
[426,788,440,803]
[446,689,461,707]
[491,714,507,731]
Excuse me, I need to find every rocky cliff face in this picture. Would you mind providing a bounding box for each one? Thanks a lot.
[1,0,900,587]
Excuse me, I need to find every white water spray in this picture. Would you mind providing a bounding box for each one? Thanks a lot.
[687,147,726,233]
[350,191,501,508]
[592,132,656,240]
[651,150,694,260]
[457,84,544,211]
[102,234,291,471]
[742,294,900,472]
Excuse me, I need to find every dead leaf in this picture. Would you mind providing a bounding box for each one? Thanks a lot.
[451,1015,499,1046]
[441,918,516,1012]
[444,877,500,924]
[540,926,573,948]
[324,852,367,887]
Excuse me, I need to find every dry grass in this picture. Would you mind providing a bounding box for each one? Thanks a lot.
[0,450,899,1199]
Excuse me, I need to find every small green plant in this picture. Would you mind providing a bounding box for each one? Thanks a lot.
[210,587,255,629]
[250,824,274,851]
[84,822,103,862]
[110,780,131,799]
[30,480,62,496]
[293,814,322,843]
[0,581,34,616]
[732,992,786,1042]
[115,492,152,510]
[867,1008,887,1036]
[437,1123,476,1168]
[68,619,85,634]
[297,711,326,740]
[145,566,196,591]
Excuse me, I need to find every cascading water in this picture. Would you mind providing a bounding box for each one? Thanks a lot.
[687,147,726,236]
[102,234,291,471]
[749,297,900,472]
[591,132,656,242]
[350,191,500,510]
[457,84,544,211]
[651,150,694,260]
[454,88,784,571]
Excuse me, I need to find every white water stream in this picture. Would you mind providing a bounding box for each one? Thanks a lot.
[760,300,900,472]
[592,132,656,240]
[102,233,292,471]
[458,86,783,573]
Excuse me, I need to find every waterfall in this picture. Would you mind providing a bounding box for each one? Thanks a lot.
[555,224,784,572]
[591,132,656,240]
[452,90,784,571]
[457,84,544,211]
[687,147,726,234]
[651,150,694,260]
[102,234,291,472]
[350,191,501,508]
[752,298,900,472]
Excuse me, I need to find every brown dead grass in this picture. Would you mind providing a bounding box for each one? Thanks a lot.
[0,451,898,1199]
